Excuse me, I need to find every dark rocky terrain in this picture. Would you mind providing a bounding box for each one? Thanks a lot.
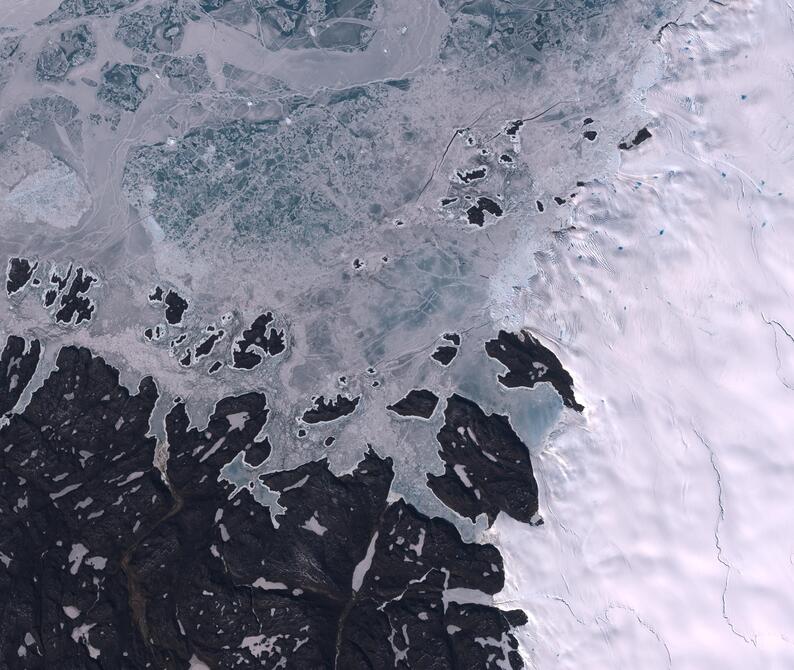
[386,388,439,419]
[231,312,286,370]
[427,394,540,526]
[486,330,584,412]
[0,342,528,668]
[301,393,360,424]
[5,257,38,296]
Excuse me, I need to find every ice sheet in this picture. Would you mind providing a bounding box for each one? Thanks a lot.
[489,1,794,666]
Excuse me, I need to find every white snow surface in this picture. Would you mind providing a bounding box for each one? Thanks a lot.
[62,606,81,620]
[188,654,210,670]
[489,1,794,668]
[252,578,288,591]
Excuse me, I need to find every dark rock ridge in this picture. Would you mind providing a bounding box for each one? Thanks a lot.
[431,344,458,366]
[143,294,286,375]
[5,258,98,325]
[148,285,164,302]
[0,335,41,414]
[442,332,461,346]
[386,389,439,419]
[427,394,539,526]
[143,324,165,342]
[194,330,224,360]
[231,312,286,370]
[456,166,487,184]
[505,119,524,136]
[5,257,37,296]
[50,264,73,291]
[485,329,584,412]
[163,288,188,325]
[178,348,192,367]
[0,342,528,668]
[54,266,97,324]
[302,393,360,424]
[618,126,652,150]
[465,196,503,226]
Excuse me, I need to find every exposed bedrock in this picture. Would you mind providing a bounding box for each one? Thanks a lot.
[0,343,528,669]
[428,394,539,526]
[485,329,584,412]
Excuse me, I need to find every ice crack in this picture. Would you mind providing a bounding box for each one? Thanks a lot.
[761,314,794,392]
[602,603,672,668]
[692,428,756,646]
[546,595,585,626]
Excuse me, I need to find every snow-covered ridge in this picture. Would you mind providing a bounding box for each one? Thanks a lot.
[490,1,794,667]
